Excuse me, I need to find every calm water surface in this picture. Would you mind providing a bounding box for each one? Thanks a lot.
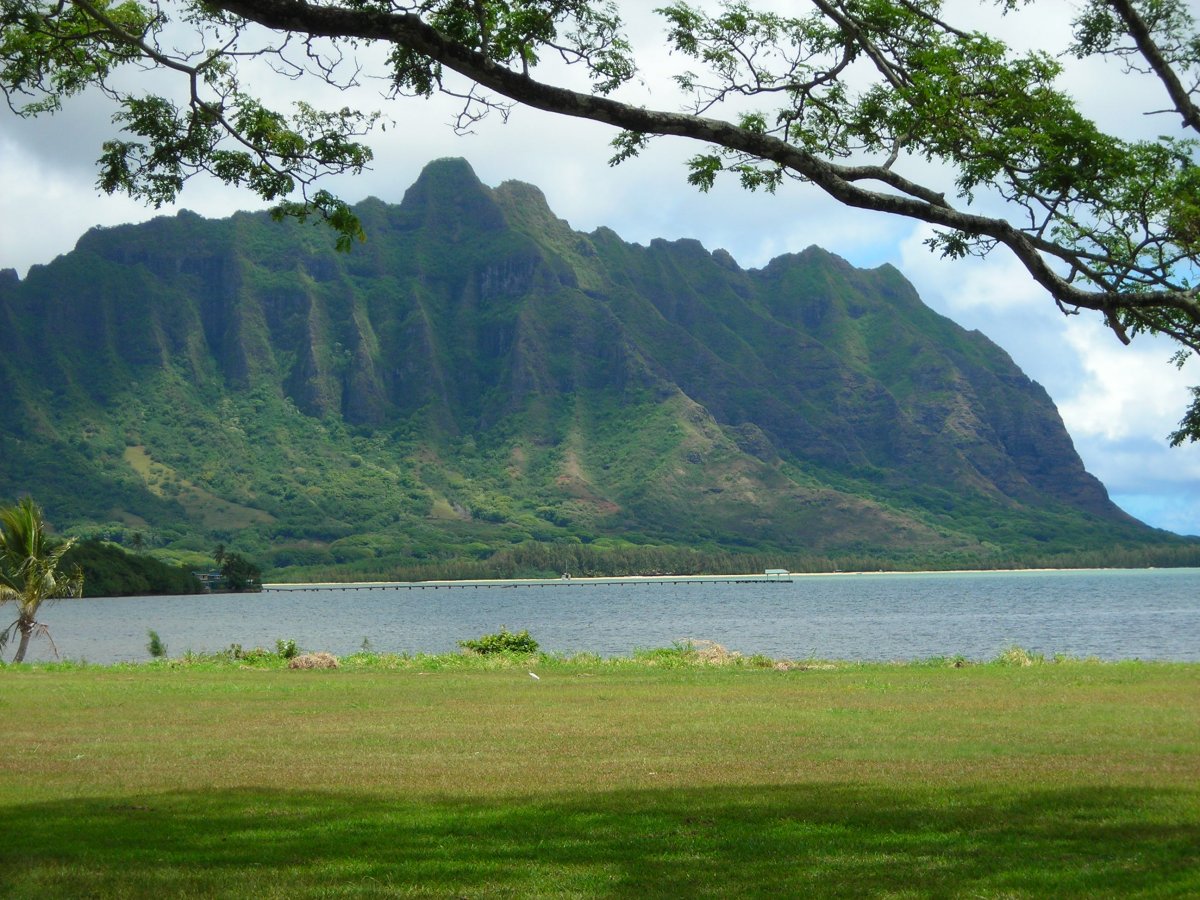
[15,568,1200,664]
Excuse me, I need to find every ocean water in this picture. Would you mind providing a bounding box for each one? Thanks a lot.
[11,568,1200,665]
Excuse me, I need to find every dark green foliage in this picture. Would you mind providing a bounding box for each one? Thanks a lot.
[275,638,298,659]
[458,627,540,655]
[146,629,167,658]
[61,540,199,598]
[220,552,261,592]
[1,159,1197,577]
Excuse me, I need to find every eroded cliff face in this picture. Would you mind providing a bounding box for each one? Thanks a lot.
[0,157,1156,566]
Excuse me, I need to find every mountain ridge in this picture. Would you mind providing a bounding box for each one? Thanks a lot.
[1,157,1190,578]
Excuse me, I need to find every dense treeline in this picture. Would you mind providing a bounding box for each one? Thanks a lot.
[267,540,1200,584]
[63,540,201,597]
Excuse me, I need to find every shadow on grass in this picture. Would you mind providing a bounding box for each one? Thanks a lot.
[2,783,1197,897]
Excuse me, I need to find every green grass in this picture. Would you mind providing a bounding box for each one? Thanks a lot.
[1,654,1197,897]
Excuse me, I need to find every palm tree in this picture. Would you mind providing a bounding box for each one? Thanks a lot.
[0,498,84,662]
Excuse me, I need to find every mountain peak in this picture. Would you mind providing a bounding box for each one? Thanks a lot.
[398,157,504,233]
[491,178,583,250]
[493,179,552,212]
[412,156,484,189]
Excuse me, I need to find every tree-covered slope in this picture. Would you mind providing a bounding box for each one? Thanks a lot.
[0,158,1191,577]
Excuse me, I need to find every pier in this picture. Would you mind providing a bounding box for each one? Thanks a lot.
[262,574,792,592]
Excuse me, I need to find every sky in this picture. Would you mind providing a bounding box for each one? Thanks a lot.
[2,1,1199,536]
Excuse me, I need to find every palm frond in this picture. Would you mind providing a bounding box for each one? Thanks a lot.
[0,497,84,659]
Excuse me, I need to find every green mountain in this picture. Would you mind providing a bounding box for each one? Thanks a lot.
[0,158,1192,578]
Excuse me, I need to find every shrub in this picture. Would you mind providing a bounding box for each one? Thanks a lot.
[146,629,167,658]
[275,638,299,659]
[458,626,539,656]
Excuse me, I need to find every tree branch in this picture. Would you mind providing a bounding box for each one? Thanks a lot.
[1106,0,1200,132]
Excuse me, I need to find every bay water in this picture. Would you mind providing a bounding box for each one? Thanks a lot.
[12,567,1200,665]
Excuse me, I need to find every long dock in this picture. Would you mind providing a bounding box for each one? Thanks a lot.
[262,574,792,592]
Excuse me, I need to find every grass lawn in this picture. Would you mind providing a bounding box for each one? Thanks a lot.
[0,653,1197,897]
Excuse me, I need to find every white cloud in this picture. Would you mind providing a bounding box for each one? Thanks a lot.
[1054,324,1200,535]
[1059,320,1198,442]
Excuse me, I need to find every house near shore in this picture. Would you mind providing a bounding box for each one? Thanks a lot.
[194,570,226,591]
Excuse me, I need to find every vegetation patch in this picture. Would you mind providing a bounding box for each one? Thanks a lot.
[457,626,540,656]
[123,446,274,530]
[62,539,199,597]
